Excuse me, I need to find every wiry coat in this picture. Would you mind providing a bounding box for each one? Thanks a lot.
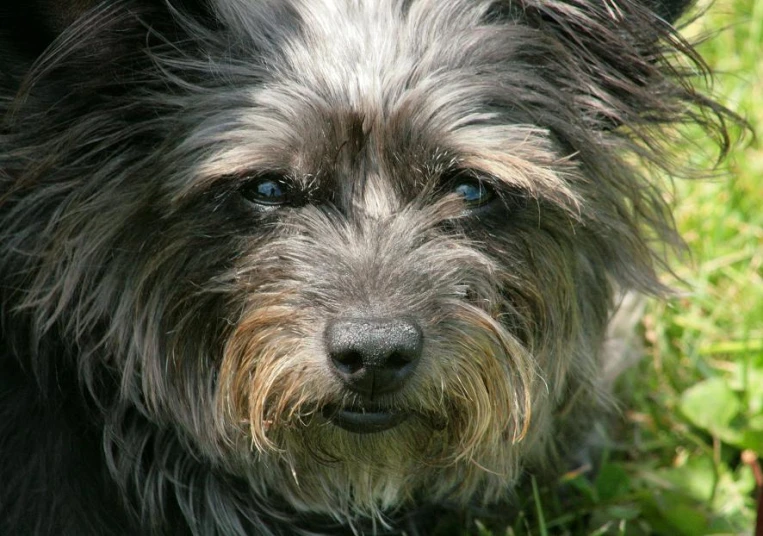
[0,0,732,534]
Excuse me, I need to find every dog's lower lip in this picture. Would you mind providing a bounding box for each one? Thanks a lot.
[323,406,409,434]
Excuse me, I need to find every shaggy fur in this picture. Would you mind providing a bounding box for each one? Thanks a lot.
[0,0,733,534]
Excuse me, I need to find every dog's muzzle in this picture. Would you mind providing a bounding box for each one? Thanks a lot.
[323,316,423,433]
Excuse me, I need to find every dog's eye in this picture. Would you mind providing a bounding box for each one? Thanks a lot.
[445,174,495,207]
[453,180,491,205]
[240,174,291,206]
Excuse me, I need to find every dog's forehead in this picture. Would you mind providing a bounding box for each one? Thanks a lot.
[278,0,485,106]
[192,0,571,203]
[270,0,514,134]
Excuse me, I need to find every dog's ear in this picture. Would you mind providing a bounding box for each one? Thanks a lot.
[491,0,713,133]
[0,0,212,63]
[643,0,694,24]
[0,0,113,57]
[0,0,218,120]
[0,1,100,59]
[489,0,694,25]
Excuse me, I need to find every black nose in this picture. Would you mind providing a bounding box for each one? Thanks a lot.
[325,317,423,397]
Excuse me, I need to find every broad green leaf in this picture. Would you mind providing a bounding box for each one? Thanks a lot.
[738,429,763,453]
[661,455,716,503]
[596,463,630,501]
[680,378,742,435]
[659,493,710,536]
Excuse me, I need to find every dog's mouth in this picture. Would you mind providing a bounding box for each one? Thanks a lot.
[322,404,410,434]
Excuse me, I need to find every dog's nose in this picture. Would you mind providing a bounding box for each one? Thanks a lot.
[325,317,423,396]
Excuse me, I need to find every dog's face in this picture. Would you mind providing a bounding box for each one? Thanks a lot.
[134,1,639,515]
[0,0,730,526]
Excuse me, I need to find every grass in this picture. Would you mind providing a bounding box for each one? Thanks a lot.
[466,1,763,534]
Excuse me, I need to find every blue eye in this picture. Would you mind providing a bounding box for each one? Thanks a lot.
[255,180,284,199]
[241,173,290,206]
[454,181,486,203]
[450,176,494,206]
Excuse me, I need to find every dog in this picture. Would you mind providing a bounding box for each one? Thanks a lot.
[0,0,735,534]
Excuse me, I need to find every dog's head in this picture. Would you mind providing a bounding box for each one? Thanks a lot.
[0,0,733,525]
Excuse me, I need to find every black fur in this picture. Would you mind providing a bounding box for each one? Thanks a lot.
[0,0,735,534]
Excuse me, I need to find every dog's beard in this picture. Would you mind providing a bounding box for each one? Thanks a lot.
[216,304,538,518]
[184,203,593,519]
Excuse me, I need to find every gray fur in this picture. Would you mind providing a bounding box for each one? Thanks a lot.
[0,0,735,534]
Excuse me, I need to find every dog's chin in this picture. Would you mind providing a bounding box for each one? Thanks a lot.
[251,402,509,518]
[321,404,411,434]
